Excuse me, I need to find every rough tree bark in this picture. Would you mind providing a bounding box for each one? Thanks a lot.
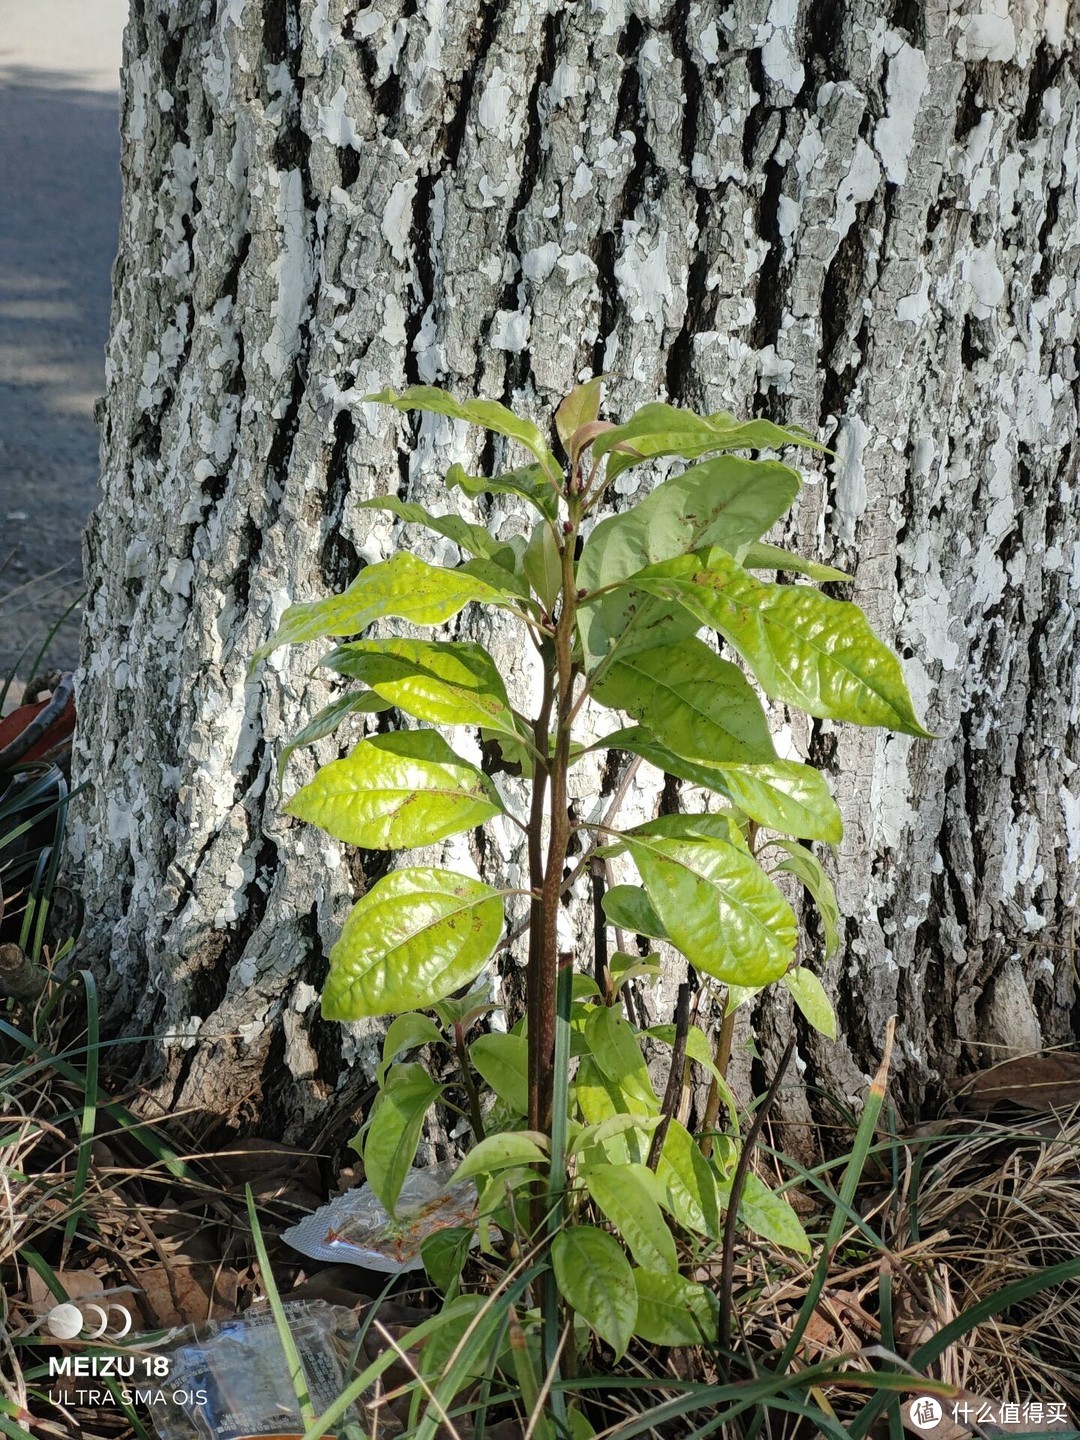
[71,0,1080,1146]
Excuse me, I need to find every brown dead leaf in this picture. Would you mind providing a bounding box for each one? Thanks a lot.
[210,1137,322,1193]
[952,1052,1080,1112]
[136,1261,238,1328]
[27,1268,109,1318]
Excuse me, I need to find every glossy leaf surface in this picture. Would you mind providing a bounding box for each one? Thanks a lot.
[633,548,931,736]
[325,637,519,736]
[593,636,776,765]
[254,550,512,663]
[284,729,503,849]
[627,821,797,986]
[322,868,503,1020]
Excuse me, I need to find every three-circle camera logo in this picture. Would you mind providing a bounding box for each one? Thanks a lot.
[45,1301,133,1340]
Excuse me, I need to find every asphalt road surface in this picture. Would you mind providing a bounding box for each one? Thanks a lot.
[0,0,127,677]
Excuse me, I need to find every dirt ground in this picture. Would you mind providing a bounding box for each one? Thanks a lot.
[0,0,127,677]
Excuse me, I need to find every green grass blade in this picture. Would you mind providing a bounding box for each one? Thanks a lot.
[60,970,100,1259]
[245,1184,317,1432]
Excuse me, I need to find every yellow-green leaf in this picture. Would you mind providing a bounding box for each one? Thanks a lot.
[632,1269,718,1346]
[584,1163,677,1274]
[718,1169,810,1254]
[253,550,511,664]
[368,385,562,483]
[627,821,797,987]
[593,637,777,765]
[654,1119,721,1237]
[284,730,503,849]
[583,1004,659,1116]
[782,966,837,1039]
[633,548,931,737]
[451,1131,548,1183]
[325,637,520,736]
[322,867,504,1019]
[551,1227,636,1358]
[469,1032,529,1115]
[276,690,391,783]
[591,401,823,481]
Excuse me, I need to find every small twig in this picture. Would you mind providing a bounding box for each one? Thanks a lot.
[699,1002,737,1158]
[717,1035,797,1373]
[589,857,609,998]
[647,982,692,1170]
[453,1020,486,1144]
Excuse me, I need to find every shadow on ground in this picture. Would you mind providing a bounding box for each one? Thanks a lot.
[0,66,121,675]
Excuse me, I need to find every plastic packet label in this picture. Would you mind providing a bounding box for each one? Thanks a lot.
[145,1300,362,1440]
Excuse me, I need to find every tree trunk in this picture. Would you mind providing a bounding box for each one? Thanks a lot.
[72,0,1080,1146]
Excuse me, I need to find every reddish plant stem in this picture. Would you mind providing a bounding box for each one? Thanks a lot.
[526,666,554,1134]
[531,514,579,1134]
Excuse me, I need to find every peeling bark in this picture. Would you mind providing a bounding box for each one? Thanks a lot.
[73,0,1080,1146]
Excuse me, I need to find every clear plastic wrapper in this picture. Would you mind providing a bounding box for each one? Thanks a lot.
[147,1299,364,1440]
[282,1162,477,1273]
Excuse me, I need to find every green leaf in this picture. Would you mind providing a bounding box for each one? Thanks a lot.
[551,1227,637,1358]
[523,520,563,610]
[771,840,841,958]
[577,451,803,671]
[602,728,840,842]
[379,1012,445,1084]
[583,1005,659,1116]
[718,1169,810,1254]
[422,1226,473,1295]
[451,1131,548,1183]
[325,637,520,737]
[253,550,513,664]
[593,637,777,765]
[322,868,504,1019]
[782,967,837,1039]
[433,980,497,1030]
[592,401,824,481]
[584,1163,677,1274]
[632,1269,718,1346]
[633,548,931,737]
[654,1119,721,1237]
[356,495,519,567]
[739,541,851,582]
[362,1063,443,1215]
[469,1032,529,1115]
[368,384,562,480]
[609,952,662,990]
[601,885,668,941]
[555,376,604,455]
[570,1113,661,1162]
[579,453,801,594]
[284,729,503,849]
[276,690,391,783]
[447,461,559,522]
[627,822,797,987]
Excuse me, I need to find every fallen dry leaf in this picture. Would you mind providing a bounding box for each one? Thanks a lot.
[136,1261,239,1328]
[952,1052,1080,1112]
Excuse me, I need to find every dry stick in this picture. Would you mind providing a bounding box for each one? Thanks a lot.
[647,981,692,1170]
[589,856,609,999]
[699,1003,737,1158]
[717,1035,797,1376]
[0,672,74,769]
